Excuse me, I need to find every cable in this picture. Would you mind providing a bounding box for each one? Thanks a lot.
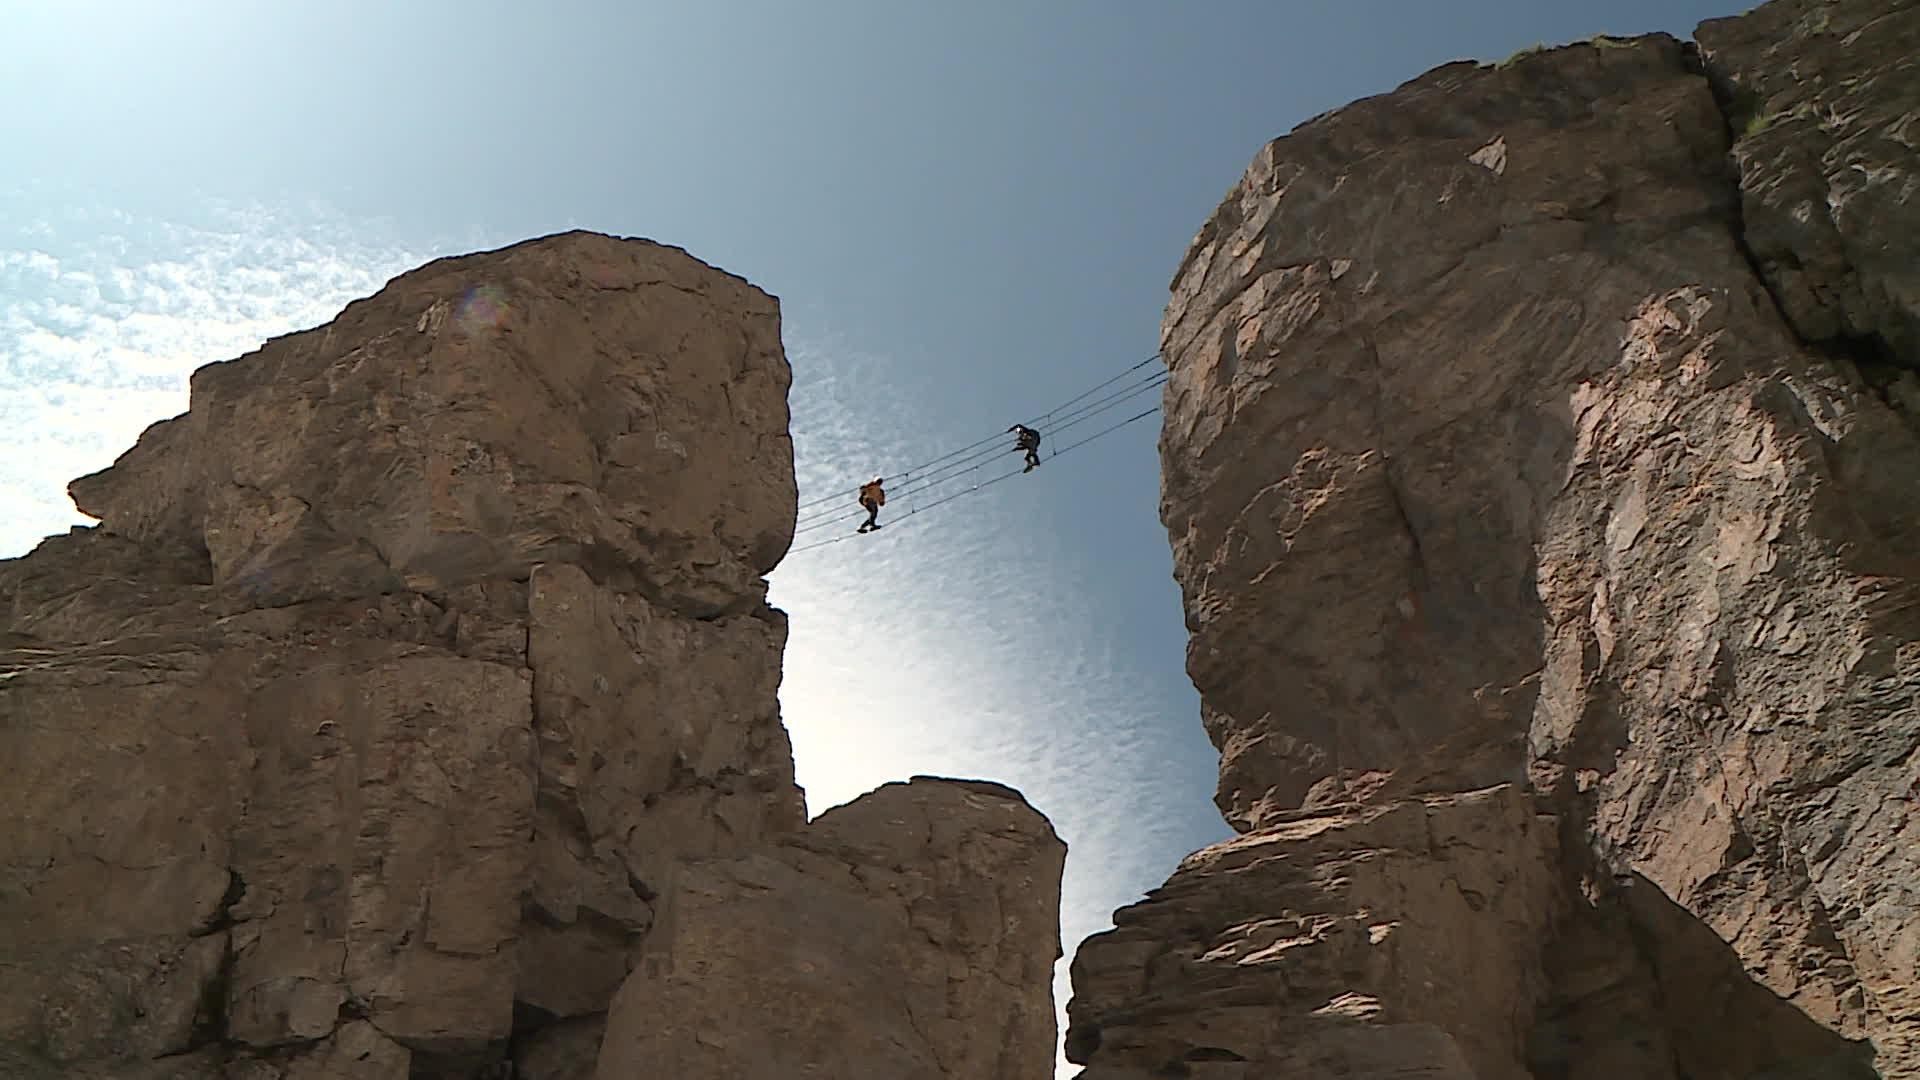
[789,372,1168,536]
[792,351,1162,514]
[789,373,1165,536]
[1025,353,1163,425]
[1052,402,1164,455]
[782,402,1162,557]
[786,402,1160,554]
[1040,372,1169,440]
[791,373,1165,536]
[811,349,1162,506]
[793,370,1167,529]
[790,376,1162,536]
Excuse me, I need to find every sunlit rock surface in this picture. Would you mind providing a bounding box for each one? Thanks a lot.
[1069,1,1919,1075]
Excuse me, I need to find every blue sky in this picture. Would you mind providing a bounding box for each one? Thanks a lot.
[2,1,1753,1071]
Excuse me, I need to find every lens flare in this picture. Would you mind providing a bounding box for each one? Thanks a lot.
[455,284,511,334]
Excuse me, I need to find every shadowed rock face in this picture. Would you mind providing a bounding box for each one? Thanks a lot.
[1071,787,1561,1080]
[595,778,1067,1080]
[0,231,806,1079]
[1071,1,1917,1076]
[1,231,1066,1079]
[1698,0,1920,372]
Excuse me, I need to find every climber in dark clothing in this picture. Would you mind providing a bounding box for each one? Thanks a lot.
[856,476,886,533]
[1009,424,1042,472]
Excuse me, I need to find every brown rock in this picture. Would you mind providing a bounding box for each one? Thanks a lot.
[0,232,806,1076]
[277,1022,412,1079]
[515,1017,607,1080]
[64,231,795,618]
[595,778,1066,1080]
[226,655,536,1050]
[0,935,227,1068]
[1697,0,1920,368]
[1070,786,1558,1079]
[525,561,805,918]
[1158,33,1743,829]
[1074,3,1916,1076]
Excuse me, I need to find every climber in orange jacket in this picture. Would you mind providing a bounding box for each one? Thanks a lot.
[857,476,887,533]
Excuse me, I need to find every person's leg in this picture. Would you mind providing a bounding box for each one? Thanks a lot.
[862,499,879,531]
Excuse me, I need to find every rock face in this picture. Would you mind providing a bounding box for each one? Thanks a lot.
[1069,787,1561,1079]
[596,778,1066,1080]
[0,232,1065,1078]
[1698,0,1920,371]
[1070,1,1918,1077]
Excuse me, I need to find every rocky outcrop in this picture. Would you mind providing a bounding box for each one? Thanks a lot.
[59,234,796,619]
[1069,787,1560,1079]
[596,778,1066,1080]
[1,232,1065,1078]
[1698,0,1920,377]
[1070,1,1918,1077]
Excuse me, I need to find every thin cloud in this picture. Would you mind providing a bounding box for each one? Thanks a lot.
[0,189,427,555]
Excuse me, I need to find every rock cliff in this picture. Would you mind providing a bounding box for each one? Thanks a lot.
[596,778,1065,1080]
[1069,0,1918,1077]
[0,231,1065,1078]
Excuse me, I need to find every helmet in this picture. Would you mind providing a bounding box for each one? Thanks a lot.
[872,475,884,484]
